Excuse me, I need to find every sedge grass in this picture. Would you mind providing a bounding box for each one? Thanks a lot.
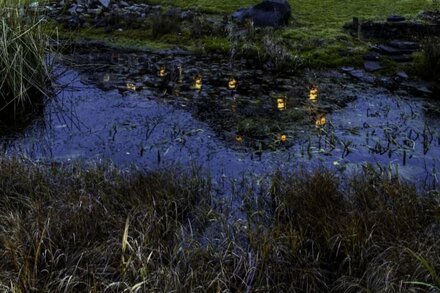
[0,0,53,119]
[0,158,438,292]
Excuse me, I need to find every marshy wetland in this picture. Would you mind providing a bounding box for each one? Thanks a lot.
[0,0,439,291]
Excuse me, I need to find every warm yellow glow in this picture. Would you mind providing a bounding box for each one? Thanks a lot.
[126,83,137,91]
[235,135,243,143]
[309,86,319,101]
[315,116,326,127]
[228,77,237,90]
[103,73,110,82]
[159,66,166,77]
[277,97,286,111]
[280,134,287,142]
[194,75,203,90]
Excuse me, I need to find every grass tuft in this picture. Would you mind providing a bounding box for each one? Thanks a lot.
[0,0,53,120]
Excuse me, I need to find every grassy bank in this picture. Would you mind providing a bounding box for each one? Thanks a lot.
[0,158,438,291]
[51,0,434,68]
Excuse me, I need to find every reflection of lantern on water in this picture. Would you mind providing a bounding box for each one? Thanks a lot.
[309,85,319,101]
[126,83,137,91]
[177,65,183,83]
[280,134,287,142]
[277,96,286,111]
[231,95,238,112]
[315,115,326,127]
[228,77,237,90]
[103,73,110,82]
[159,66,166,77]
[235,135,243,143]
[194,75,203,90]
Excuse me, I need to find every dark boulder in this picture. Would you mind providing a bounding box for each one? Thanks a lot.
[232,0,291,28]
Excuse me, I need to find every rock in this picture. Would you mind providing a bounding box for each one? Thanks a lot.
[388,40,419,50]
[401,81,434,97]
[364,61,383,72]
[232,0,291,27]
[99,0,110,8]
[396,71,409,80]
[389,54,413,63]
[371,44,415,55]
[119,1,129,8]
[341,66,355,73]
[387,15,406,22]
[347,69,375,83]
[180,10,194,20]
[67,4,77,15]
[363,52,381,61]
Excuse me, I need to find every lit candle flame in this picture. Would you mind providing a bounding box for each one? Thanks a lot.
[277,96,286,111]
[309,86,319,101]
[280,134,287,142]
[315,115,326,127]
[228,77,237,90]
[159,66,166,77]
[126,83,137,91]
[194,75,203,91]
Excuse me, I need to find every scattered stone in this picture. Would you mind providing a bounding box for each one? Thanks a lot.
[396,71,409,80]
[401,81,434,97]
[371,44,414,55]
[363,52,381,61]
[180,10,194,20]
[346,69,375,84]
[389,54,413,63]
[364,61,383,72]
[98,0,110,8]
[388,40,419,50]
[387,15,406,22]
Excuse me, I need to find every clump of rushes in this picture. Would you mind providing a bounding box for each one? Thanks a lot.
[0,0,52,120]
[245,169,440,291]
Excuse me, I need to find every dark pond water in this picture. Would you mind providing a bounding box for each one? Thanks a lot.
[1,51,440,192]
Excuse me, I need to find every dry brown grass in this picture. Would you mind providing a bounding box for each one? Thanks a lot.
[0,158,438,292]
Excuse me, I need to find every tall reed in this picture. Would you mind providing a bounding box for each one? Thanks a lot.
[0,0,52,119]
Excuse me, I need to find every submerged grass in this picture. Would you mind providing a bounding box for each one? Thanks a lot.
[0,158,438,292]
[0,0,52,119]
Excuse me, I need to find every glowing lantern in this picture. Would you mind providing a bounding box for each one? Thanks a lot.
[126,83,137,91]
[277,96,286,111]
[228,77,237,90]
[315,115,326,127]
[309,85,319,101]
[194,75,203,91]
[280,134,287,142]
[159,66,166,77]
[103,73,110,82]
[235,135,243,143]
